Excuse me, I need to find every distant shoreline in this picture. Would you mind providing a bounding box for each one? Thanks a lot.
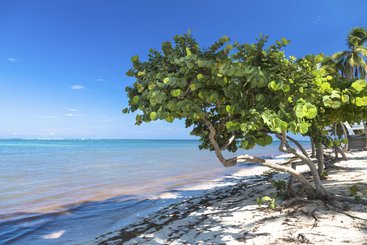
[0,138,311,142]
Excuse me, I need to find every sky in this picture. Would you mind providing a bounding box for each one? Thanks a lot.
[0,0,366,139]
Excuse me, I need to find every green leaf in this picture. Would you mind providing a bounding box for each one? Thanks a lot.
[131,55,139,64]
[137,71,146,76]
[240,123,248,132]
[190,83,197,91]
[282,84,290,93]
[351,79,366,92]
[342,94,350,102]
[132,95,140,104]
[219,35,230,43]
[225,121,240,131]
[171,89,182,97]
[150,112,157,120]
[323,96,332,107]
[355,97,367,106]
[319,82,331,93]
[148,83,156,90]
[304,103,317,119]
[281,37,289,45]
[330,91,340,99]
[197,73,204,80]
[268,81,277,90]
[256,198,262,207]
[225,121,234,130]
[331,101,341,109]
[165,115,174,123]
[265,135,273,145]
[299,121,309,134]
[163,77,170,84]
[261,196,272,202]
[269,201,276,209]
[295,104,304,118]
[226,105,233,114]
[186,47,192,56]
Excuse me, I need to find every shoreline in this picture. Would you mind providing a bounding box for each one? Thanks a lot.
[0,144,288,244]
[94,151,367,245]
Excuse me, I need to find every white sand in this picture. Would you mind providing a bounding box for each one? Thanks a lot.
[95,151,367,244]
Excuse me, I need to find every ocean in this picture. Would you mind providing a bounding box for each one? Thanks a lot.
[0,139,310,244]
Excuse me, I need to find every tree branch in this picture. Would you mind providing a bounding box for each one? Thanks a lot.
[220,134,235,150]
[286,135,309,157]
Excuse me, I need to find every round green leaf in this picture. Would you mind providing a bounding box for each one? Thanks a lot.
[150,112,157,120]
[171,89,182,97]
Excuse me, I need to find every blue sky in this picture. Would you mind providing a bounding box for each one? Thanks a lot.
[0,0,366,139]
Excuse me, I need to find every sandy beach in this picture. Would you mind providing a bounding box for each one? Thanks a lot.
[95,151,367,245]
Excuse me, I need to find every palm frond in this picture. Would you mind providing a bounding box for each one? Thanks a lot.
[356,47,367,57]
[331,51,350,61]
[347,27,367,48]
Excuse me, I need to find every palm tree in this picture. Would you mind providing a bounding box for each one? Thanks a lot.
[332,27,367,150]
[332,27,367,79]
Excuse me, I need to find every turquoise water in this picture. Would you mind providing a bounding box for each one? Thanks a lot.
[0,139,310,244]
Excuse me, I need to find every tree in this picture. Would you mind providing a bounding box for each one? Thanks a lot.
[332,27,367,79]
[123,33,367,200]
[332,27,367,150]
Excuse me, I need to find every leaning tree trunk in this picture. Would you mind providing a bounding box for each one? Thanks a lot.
[335,145,348,160]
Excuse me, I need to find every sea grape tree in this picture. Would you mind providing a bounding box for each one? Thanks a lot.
[123,33,367,200]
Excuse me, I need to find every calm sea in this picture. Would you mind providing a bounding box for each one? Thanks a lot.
[0,139,310,244]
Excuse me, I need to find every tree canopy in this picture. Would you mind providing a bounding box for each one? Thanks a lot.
[123,32,367,199]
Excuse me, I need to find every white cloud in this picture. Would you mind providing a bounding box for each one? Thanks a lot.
[70,84,84,90]
[8,57,17,63]
[64,113,82,117]
[68,108,78,112]
[96,78,105,82]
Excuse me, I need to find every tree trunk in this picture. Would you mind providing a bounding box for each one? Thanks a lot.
[316,141,325,177]
[286,135,309,158]
[202,118,321,198]
[364,121,367,150]
[277,133,329,200]
[340,122,349,151]
[203,118,329,200]
[310,138,315,158]
[287,162,297,196]
[335,146,348,160]
[334,143,339,159]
